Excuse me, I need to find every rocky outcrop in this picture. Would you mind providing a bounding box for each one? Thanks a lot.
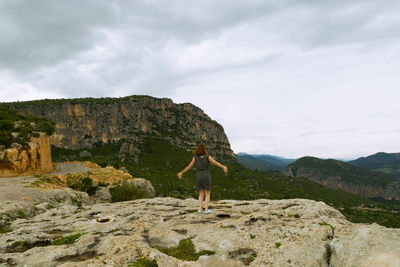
[0,133,53,177]
[0,161,155,225]
[2,96,235,161]
[0,197,399,266]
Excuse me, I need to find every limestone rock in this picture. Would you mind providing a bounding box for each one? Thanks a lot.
[0,198,399,266]
[123,178,155,198]
[94,186,112,203]
[3,96,235,161]
[10,143,21,149]
[0,133,53,177]
[330,223,400,266]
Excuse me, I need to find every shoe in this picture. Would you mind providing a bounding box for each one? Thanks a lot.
[198,210,202,213]
[204,209,212,214]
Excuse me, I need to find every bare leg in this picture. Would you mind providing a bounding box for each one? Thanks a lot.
[205,190,211,211]
[198,190,204,211]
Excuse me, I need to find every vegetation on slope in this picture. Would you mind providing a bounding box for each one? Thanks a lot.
[236,153,283,171]
[349,152,400,178]
[52,138,400,228]
[0,107,55,148]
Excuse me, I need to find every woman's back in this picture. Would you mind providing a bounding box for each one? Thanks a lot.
[195,154,209,171]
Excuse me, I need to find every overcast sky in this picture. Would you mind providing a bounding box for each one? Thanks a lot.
[1,0,399,159]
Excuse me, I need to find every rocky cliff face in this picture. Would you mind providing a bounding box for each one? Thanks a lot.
[3,96,234,161]
[282,165,400,201]
[1,197,399,266]
[0,133,53,177]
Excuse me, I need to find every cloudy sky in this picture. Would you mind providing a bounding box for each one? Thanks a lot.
[1,0,399,159]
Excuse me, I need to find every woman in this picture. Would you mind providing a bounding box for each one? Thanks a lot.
[177,144,228,213]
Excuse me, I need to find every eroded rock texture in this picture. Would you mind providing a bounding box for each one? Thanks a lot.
[1,198,399,266]
[0,133,52,177]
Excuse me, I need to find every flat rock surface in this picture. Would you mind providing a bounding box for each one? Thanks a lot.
[0,162,92,219]
[1,197,399,267]
[0,163,89,201]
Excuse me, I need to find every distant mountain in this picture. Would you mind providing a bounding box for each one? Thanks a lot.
[282,156,400,200]
[236,153,283,171]
[251,154,296,167]
[348,152,400,178]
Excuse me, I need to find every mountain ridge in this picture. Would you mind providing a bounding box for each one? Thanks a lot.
[282,156,400,201]
[349,152,400,178]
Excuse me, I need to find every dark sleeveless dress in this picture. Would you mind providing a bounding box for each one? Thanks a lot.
[195,154,211,191]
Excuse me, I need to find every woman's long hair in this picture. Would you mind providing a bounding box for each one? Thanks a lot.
[193,143,207,156]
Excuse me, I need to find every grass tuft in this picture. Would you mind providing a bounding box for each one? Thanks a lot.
[154,238,215,261]
[129,257,158,267]
[52,232,87,245]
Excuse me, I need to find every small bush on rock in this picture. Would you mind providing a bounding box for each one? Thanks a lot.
[67,177,97,196]
[154,238,215,261]
[52,232,87,245]
[17,209,26,219]
[110,180,144,202]
[0,107,55,148]
[129,257,158,267]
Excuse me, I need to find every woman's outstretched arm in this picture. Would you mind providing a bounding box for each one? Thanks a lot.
[209,156,228,174]
[177,157,195,179]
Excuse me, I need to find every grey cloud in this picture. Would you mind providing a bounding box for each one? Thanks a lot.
[1,0,398,75]
[0,0,118,71]
[1,0,400,158]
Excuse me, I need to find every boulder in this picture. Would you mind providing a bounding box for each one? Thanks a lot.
[330,223,400,266]
[94,187,112,203]
[79,151,92,158]
[124,178,155,198]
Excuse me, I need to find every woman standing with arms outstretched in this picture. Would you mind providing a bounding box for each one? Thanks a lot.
[177,144,228,213]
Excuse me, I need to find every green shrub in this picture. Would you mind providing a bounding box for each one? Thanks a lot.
[0,107,55,147]
[130,257,158,267]
[0,131,12,147]
[110,180,144,202]
[17,209,26,219]
[68,177,97,196]
[0,120,14,131]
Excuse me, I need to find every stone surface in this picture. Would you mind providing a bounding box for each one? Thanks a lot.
[0,133,53,177]
[3,96,235,161]
[0,197,399,267]
[0,162,155,221]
